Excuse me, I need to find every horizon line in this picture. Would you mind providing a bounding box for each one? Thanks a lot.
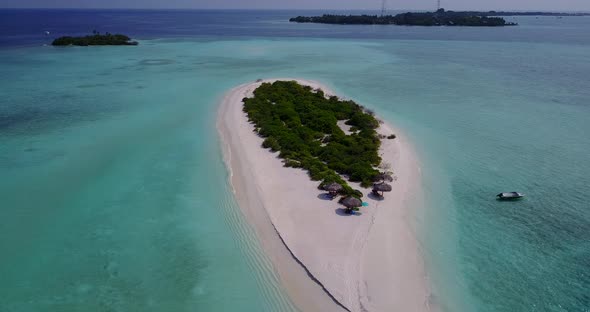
[0,7,589,13]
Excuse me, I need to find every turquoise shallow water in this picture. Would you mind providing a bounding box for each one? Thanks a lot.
[2,17,590,311]
[0,42,301,311]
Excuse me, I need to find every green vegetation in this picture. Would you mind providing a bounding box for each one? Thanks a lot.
[450,11,590,17]
[52,32,138,46]
[290,9,518,26]
[243,81,383,197]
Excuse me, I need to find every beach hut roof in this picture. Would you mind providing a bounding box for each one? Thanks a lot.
[373,183,393,192]
[341,196,362,208]
[324,182,343,192]
[374,173,394,182]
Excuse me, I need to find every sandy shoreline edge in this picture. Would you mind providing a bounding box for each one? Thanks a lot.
[217,79,433,312]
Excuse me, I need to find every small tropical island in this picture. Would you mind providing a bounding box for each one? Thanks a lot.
[473,11,590,16]
[52,32,138,46]
[243,81,391,200]
[218,79,430,311]
[290,8,518,26]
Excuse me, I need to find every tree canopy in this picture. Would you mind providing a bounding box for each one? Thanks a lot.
[289,10,518,27]
[243,81,383,198]
[52,33,138,46]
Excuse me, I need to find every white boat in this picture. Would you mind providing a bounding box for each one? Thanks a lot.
[496,192,524,200]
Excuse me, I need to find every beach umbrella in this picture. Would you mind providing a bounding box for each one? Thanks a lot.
[374,172,394,183]
[341,196,362,208]
[372,183,393,197]
[324,182,343,193]
[373,183,393,192]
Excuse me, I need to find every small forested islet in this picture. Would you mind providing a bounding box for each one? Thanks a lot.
[243,81,384,197]
[52,32,138,46]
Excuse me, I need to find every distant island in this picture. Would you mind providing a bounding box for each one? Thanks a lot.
[52,32,138,46]
[290,8,520,26]
[471,11,590,17]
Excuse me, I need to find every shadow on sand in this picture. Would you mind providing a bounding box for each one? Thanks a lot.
[335,208,362,216]
[317,193,336,201]
[368,193,385,201]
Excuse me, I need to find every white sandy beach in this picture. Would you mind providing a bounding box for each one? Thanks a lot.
[217,79,432,312]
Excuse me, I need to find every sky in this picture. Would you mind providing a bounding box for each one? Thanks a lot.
[1,0,589,11]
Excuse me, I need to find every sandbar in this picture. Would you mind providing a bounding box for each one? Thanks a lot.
[217,79,433,312]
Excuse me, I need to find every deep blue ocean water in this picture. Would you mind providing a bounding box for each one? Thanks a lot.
[2,9,590,47]
[1,9,589,312]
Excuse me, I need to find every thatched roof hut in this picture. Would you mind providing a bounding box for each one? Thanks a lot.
[341,196,362,208]
[324,182,343,193]
[374,172,394,183]
[373,183,392,192]
[372,182,392,197]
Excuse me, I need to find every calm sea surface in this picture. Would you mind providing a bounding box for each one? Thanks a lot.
[1,9,589,312]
